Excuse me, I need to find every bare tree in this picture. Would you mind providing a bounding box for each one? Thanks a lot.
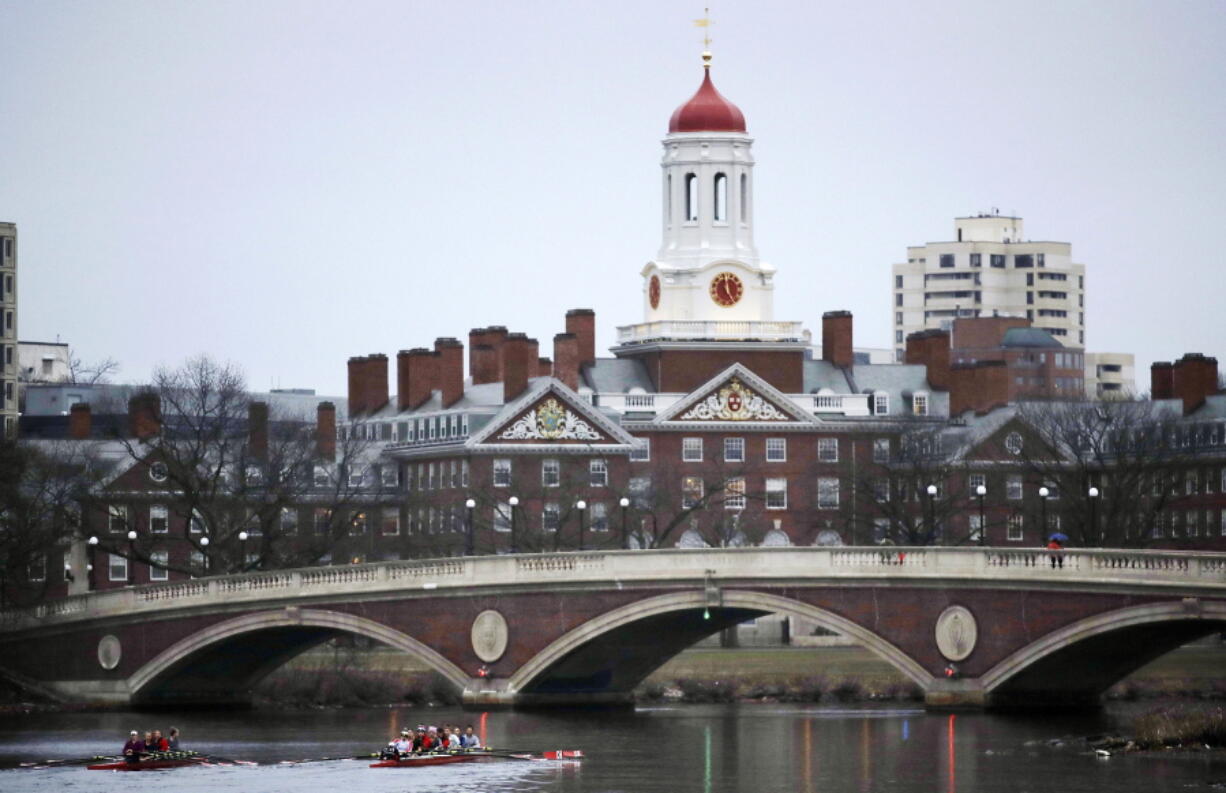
[67,354,120,386]
[626,458,769,549]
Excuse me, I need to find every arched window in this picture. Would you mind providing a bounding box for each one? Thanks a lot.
[684,173,698,222]
[713,173,727,221]
[739,173,748,222]
[666,174,672,223]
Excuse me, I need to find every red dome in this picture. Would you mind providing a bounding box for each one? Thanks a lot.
[668,68,746,133]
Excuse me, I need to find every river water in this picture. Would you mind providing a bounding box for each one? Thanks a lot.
[1,704,1223,792]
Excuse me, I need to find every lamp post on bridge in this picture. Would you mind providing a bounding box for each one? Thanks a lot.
[1039,486,1050,541]
[575,500,587,552]
[925,484,938,544]
[619,496,630,550]
[87,536,99,591]
[508,496,519,554]
[1088,486,1100,545]
[199,536,210,576]
[238,531,249,572]
[464,498,476,556]
[126,529,137,586]
[975,485,987,546]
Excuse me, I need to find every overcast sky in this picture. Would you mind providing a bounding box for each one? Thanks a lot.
[3,0,1224,396]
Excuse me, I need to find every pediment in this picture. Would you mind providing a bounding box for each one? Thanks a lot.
[469,380,637,449]
[656,365,816,425]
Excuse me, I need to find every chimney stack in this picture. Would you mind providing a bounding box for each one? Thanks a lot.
[1151,361,1174,400]
[398,348,436,410]
[537,356,553,378]
[1171,353,1219,415]
[471,344,498,387]
[566,309,596,370]
[316,402,336,460]
[503,333,533,403]
[553,333,580,391]
[69,403,92,440]
[822,311,854,369]
[347,356,367,416]
[248,401,269,460]
[364,354,389,413]
[128,393,162,441]
[905,329,951,391]
[435,337,465,408]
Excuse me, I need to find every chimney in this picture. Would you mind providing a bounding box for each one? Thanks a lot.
[316,402,336,460]
[822,311,854,369]
[248,401,269,460]
[69,403,92,440]
[347,356,367,416]
[435,337,465,408]
[906,329,951,391]
[399,348,436,410]
[553,333,580,391]
[1172,353,1219,415]
[503,333,532,403]
[566,309,596,369]
[365,354,389,413]
[537,356,553,378]
[1151,361,1174,400]
[471,344,498,386]
[128,393,162,440]
[525,338,540,379]
[485,326,508,383]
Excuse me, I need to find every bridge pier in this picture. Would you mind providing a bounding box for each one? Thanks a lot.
[923,679,988,711]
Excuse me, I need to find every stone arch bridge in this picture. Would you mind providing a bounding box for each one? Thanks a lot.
[1,547,1224,710]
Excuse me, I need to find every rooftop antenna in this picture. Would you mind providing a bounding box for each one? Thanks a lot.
[693,7,713,66]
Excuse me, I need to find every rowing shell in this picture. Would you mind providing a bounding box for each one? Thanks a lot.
[370,750,583,768]
[87,756,212,771]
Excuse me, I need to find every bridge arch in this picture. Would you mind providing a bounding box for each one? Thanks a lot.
[982,600,1226,708]
[128,608,469,707]
[508,590,933,701]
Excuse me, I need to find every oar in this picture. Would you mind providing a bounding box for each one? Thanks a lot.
[474,748,584,760]
[18,755,119,769]
[278,753,380,765]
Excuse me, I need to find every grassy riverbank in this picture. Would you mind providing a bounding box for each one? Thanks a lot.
[252,642,1226,708]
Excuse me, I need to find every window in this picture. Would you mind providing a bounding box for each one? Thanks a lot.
[1015,254,1033,268]
[631,438,650,461]
[149,505,168,534]
[314,508,331,535]
[1007,514,1024,541]
[766,438,786,462]
[149,551,169,582]
[724,437,744,462]
[427,463,436,490]
[969,473,986,492]
[683,476,704,508]
[493,458,512,487]
[313,464,331,488]
[281,507,298,536]
[969,514,983,544]
[739,173,748,222]
[872,438,890,463]
[381,465,398,488]
[873,392,889,415]
[542,459,560,487]
[818,437,838,462]
[1186,471,1198,495]
[629,476,652,508]
[590,458,608,487]
[108,504,128,533]
[108,553,128,582]
[591,502,609,531]
[1043,481,1060,500]
[349,511,367,536]
[1006,476,1023,500]
[713,173,727,221]
[494,502,512,532]
[990,254,1006,268]
[766,478,787,509]
[684,173,698,221]
[725,478,746,510]
[939,254,954,268]
[895,275,903,288]
[543,503,560,532]
[381,509,400,536]
[1187,510,1199,537]
[1005,432,1023,455]
[912,393,928,416]
[460,459,469,487]
[817,477,840,509]
[895,293,903,307]
[970,253,981,268]
[682,437,703,462]
[149,461,168,483]
[27,554,46,583]
[872,477,890,502]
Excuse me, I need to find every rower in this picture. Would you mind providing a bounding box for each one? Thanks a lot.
[461,725,480,749]
[446,728,462,751]
[167,727,181,751]
[393,730,412,756]
[151,730,170,752]
[123,730,145,764]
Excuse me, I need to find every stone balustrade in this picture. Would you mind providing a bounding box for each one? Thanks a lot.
[4,546,1224,631]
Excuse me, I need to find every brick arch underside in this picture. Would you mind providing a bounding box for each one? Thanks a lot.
[128,609,469,708]
[983,601,1226,709]
[509,590,932,703]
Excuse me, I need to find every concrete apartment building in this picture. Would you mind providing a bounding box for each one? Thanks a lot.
[1,222,16,437]
[1085,352,1136,398]
[892,213,1086,362]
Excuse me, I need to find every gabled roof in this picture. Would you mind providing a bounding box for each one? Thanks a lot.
[467,378,639,453]
[653,363,818,427]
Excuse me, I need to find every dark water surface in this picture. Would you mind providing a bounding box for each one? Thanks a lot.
[1,704,1223,792]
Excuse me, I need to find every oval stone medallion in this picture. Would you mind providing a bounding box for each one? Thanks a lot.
[471,610,509,664]
[934,606,978,662]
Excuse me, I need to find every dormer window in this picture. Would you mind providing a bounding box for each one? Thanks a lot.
[912,392,929,416]
[873,391,889,416]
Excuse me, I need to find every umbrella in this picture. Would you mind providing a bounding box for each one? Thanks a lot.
[1048,532,1069,542]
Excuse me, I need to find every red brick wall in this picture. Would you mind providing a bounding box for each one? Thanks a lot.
[1172,353,1219,414]
[623,348,805,394]
[822,311,854,369]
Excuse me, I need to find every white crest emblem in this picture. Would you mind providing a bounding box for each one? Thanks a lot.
[679,378,790,422]
[499,398,603,441]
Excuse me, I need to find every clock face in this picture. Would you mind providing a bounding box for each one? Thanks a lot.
[709,272,744,307]
[649,275,661,309]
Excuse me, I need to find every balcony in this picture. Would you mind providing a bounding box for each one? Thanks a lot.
[615,320,807,345]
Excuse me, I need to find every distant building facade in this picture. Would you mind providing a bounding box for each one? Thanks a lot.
[1085,352,1136,399]
[17,341,71,384]
[1,222,16,437]
[892,213,1086,361]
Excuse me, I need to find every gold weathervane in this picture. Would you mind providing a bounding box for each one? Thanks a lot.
[693,8,713,66]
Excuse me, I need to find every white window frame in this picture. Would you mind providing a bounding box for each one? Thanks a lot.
[630,438,651,462]
[724,478,746,510]
[381,509,400,536]
[1007,514,1024,541]
[108,553,128,582]
[542,459,560,487]
[591,502,608,531]
[873,392,889,415]
[682,437,703,462]
[149,504,169,534]
[280,507,298,535]
[682,476,704,508]
[543,502,560,532]
[969,473,986,492]
[108,504,128,534]
[381,465,398,489]
[765,438,786,462]
[913,392,929,416]
[724,437,745,463]
[462,459,470,487]
[818,437,839,463]
[493,458,512,487]
[149,551,169,582]
[590,458,608,487]
[1006,476,1023,500]
[494,502,512,532]
[765,478,787,510]
[872,438,890,464]
[817,477,839,509]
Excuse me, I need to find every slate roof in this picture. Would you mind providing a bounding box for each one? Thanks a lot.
[581,358,654,393]
[1001,327,1063,349]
